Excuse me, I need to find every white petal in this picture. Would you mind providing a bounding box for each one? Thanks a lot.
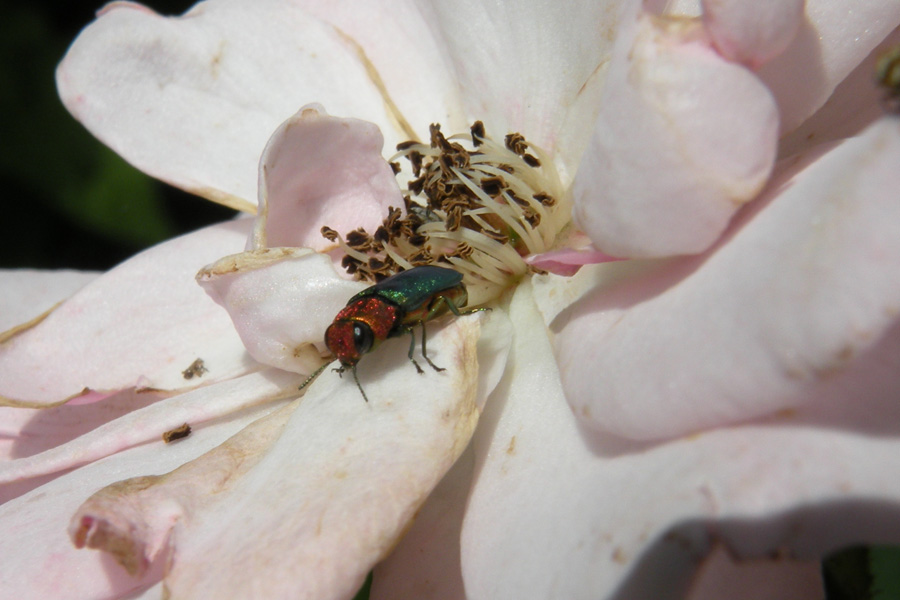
[369,310,512,599]
[0,220,253,407]
[757,0,900,135]
[556,118,900,440]
[197,248,364,373]
[701,0,803,68]
[422,0,637,175]
[0,269,98,333]
[687,547,823,600]
[0,397,286,599]
[57,0,411,208]
[574,13,777,257]
[779,25,900,159]
[70,311,504,598]
[253,105,403,251]
[0,369,301,488]
[462,281,900,598]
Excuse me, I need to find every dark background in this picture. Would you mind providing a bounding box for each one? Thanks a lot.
[0,0,233,272]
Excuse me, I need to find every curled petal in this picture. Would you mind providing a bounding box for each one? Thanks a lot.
[574,13,777,258]
[70,312,504,598]
[252,105,403,251]
[0,398,285,600]
[197,248,364,373]
[0,221,253,407]
[57,0,407,209]
[701,0,803,69]
[0,369,301,489]
[556,118,900,440]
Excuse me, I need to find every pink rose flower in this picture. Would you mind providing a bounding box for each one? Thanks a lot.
[2,1,900,598]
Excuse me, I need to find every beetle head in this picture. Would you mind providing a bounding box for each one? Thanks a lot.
[325,319,375,367]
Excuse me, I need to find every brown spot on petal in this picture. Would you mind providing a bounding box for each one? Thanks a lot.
[163,423,192,443]
[181,358,208,380]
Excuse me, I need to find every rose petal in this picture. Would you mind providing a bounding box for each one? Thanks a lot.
[0,369,301,489]
[573,13,777,258]
[252,105,403,251]
[197,247,364,373]
[70,311,503,598]
[423,0,634,175]
[757,0,900,135]
[462,281,900,598]
[556,118,900,440]
[0,269,98,333]
[778,25,900,159]
[701,0,803,68]
[369,311,513,598]
[0,397,286,600]
[57,0,410,209]
[0,220,253,407]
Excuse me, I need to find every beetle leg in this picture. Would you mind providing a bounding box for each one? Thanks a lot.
[419,320,445,372]
[432,295,492,319]
[404,327,425,374]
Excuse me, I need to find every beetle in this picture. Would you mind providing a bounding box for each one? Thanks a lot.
[302,265,487,402]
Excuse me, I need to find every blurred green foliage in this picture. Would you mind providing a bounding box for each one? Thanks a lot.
[0,0,233,270]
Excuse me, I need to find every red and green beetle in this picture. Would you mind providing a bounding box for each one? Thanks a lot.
[302,265,488,401]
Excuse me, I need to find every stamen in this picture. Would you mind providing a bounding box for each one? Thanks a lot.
[321,122,569,305]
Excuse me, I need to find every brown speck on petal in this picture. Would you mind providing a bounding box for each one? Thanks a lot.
[163,423,192,443]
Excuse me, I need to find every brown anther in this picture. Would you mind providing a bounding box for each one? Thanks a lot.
[533,192,556,207]
[390,161,401,175]
[408,232,428,247]
[524,210,541,228]
[480,176,506,196]
[522,153,541,167]
[409,151,424,177]
[453,242,473,258]
[409,250,433,265]
[346,228,372,251]
[482,229,510,244]
[321,226,339,242]
[396,140,418,152]
[445,205,464,231]
[508,190,530,207]
[429,123,453,151]
[471,121,485,146]
[408,176,426,196]
[505,132,528,155]
[374,226,390,244]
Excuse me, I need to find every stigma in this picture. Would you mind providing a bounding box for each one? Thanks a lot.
[322,122,570,306]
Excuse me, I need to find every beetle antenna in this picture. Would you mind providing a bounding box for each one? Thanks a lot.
[298,360,334,393]
[351,365,370,403]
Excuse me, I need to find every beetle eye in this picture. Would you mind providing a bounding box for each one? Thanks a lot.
[352,323,374,355]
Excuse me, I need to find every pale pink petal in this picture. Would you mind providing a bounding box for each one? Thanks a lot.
[462,282,900,598]
[370,449,473,600]
[701,0,803,68]
[0,398,285,600]
[0,369,301,489]
[69,312,506,598]
[779,25,900,159]
[556,118,900,440]
[197,248,365,373]
[573,13,778,258]
[252,105,403,251]
[282,1,467,141]
[0,220,253,407]
[0,270,98,332]
[57,0,411,209]
[422,0,636,174]
[757,0,900,135]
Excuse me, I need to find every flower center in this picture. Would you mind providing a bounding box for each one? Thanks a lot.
[322,122,570,305]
